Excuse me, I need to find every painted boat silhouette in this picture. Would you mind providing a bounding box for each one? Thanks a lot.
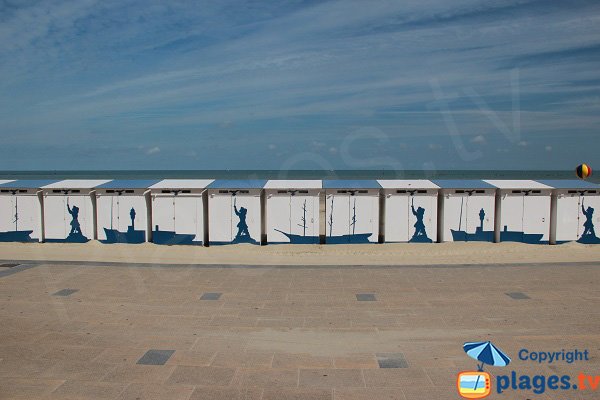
[1,197,35,242]
[326,232,372,244]
[273,229,319,244]
[103,226,145,244]
[451,227,494,242]
[0,230,34,242]
[153,225,198,245]
[499,226,543,244]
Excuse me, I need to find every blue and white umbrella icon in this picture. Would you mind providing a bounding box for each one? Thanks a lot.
[463,341,511,371]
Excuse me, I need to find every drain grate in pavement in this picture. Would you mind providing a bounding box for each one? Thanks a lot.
[376,353,408,368]
[356,293,377,301]
[137,349,175,365]
[53,289,79,297]
[200,292,222,300]
[506,292,530,300]
[0,264,20,268]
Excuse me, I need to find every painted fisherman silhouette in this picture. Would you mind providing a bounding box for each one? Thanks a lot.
[233,198,250,240]
[479,208,485,230]
[130,207,136,230]
[411,198,427,238]
[581,201,596,237]
[67,201,81,235]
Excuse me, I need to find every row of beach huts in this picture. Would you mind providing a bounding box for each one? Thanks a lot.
[0,178,598,246]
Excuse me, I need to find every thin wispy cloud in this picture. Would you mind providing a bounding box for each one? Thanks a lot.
[0,0,599,169]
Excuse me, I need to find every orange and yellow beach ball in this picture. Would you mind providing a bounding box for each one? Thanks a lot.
[576,163,592,180]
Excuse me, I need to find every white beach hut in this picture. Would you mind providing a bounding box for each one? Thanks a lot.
[484,180,553,244]
[95,180,160,244]
[207,180,266,245]
[149,179,214,245]
[323,180,381,244]
[0,180,57,242]
[378,180,439,243]
[432,180,496,242]
[537,180,600,244]
[41,180,111,243]
[264,180,322,244]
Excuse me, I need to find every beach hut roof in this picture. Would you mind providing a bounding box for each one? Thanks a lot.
[96,180,161,189]
[377,179,439,189]
[149,179,215,189]
[431,179,495,189]
[41,179,112,189]
[483,179,552,189]
[323,180,381,189]
[0,179,59,189]
[264,180,322,189]
[207,179,267,189]
[535,179,600,189]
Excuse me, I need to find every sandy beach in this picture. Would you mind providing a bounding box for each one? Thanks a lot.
[1,241,599,266]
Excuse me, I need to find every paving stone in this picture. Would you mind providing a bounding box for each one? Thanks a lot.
[234,368,299,388]
[40,346,105,362]
[48,380,128,400]
[0,263,35,278]
[356,294,377,301]
[52,288,79,296]
[134,336,196,351]
[191,336,248,353]
[333,388,406,400]
[0,344,59,362]
[334,354,378,369]
[506,292,531,299]
[40,360,117,381]
[0,359,56,379]
[209,316,258,327]
[166,366,236,386]
[304,317,352,328]
[376,353,408,368]
[92,347,149,364]
[363,368,431,387]
[0,378,64,400]
[137,349,176,365]
[256,317,305,328]
[38,332,93,347]
[423,367,461,388]
[211,350,274,368]
[273,353,333,369]
[116,383,195,400]
[166,350,216,366]
[262,388,333,400]
[401,386,459,400]
[299,369,365,388]
[189,386,263,400]
[102,364,176,383]
[200,292,222,300]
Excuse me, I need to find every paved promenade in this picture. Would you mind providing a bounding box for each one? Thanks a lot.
[1,261,599,399]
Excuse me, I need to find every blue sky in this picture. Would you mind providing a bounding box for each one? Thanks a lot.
[0,0,599,170]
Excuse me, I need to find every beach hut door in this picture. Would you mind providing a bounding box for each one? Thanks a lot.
[174,196,201,240]
[502,193,524,241]
[290,193,315,238]
[523,193,549,240]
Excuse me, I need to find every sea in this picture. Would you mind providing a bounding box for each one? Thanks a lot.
[0,170,597,183]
